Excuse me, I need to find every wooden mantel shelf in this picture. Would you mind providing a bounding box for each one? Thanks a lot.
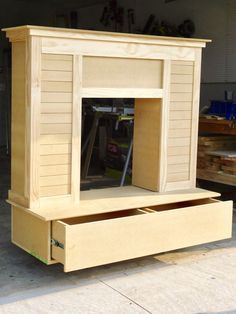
[199,117,236,135]
[8,186,220,221]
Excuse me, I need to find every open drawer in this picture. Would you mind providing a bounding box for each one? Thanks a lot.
[51,198,233,272]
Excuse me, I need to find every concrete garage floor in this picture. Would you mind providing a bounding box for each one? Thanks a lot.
[0,157,236,313]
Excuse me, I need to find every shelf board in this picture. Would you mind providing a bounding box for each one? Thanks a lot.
[197,169,236,187]
[199,118,236,135]
[9,186,220,221]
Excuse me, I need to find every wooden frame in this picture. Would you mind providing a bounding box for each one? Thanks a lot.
[3,25,233,271]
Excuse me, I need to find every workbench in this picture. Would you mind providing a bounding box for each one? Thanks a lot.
[3,25,233,272]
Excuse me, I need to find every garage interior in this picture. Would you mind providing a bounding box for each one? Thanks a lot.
[0,0,236,312]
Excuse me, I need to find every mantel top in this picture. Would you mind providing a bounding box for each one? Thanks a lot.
[3,25,211,48]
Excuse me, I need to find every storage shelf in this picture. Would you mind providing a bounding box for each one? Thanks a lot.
[197,169,236,187]
[199,118,236,135]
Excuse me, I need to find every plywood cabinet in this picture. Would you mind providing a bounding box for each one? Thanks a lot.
[3,25,233,271]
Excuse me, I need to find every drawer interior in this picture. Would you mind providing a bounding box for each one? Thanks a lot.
[60,198,219,226]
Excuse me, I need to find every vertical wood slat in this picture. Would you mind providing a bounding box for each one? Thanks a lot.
[11,42,26,198]
[190,49,202,187]
[71,55,82,204]
[27,36,42,208]
[159,60,171,192]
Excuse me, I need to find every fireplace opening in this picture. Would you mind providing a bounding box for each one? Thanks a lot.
[80,97,161,193]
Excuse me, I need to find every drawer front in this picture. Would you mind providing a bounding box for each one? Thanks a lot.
[52,200,233,272]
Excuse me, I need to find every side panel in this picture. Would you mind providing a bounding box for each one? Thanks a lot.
[40,54,73,197]
[11,42,26,197]
[166,60,194,188]
[132,99,161,191]
[12,206,53,264]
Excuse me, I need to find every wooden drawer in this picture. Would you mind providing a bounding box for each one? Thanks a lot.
[51,199,233,272]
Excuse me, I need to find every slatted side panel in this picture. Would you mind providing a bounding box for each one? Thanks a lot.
[40,54,73,197]
[11,42,26,196]
[167,60,194,183]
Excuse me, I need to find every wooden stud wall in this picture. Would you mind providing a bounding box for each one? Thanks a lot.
[40,54,73,197]
[167,60,194,184]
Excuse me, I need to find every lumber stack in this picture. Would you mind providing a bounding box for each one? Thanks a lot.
[197,136,236,185]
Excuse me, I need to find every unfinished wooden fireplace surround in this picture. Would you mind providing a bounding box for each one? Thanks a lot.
[3,25,233,272]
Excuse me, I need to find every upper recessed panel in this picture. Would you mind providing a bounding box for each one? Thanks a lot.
[83,57,163,89]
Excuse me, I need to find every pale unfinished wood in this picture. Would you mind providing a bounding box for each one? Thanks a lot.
[41,92,72,103]
[27,36,42,208]
[167,172,189,182]
[40,164,70,176]
[169,120,192,129]
[9,187,221,221]
[41,54,72,61]
[132,99,161,191]
[40,123,72,134]
[41,103,72,114]
[42,38,197,61]
[190,50,202,187]
[171,64,193,75]
[82,88,163,99]
[52,199,232,272]
[40,144,71,155]
[40,174,71,187]
[168,164,190,174]
[71,55,82,205]
[170,93,193,102]
[169,129,191,138]
[159,59,171,192]
[40,185,71,197]
[41,81,72,92]
[42,71,72,82]
[83,56,163,89]
[5,26,227,273]
[168,155,190,165]
[40,53,73,198]
[40,154,71,166]
[170,102,192,111]
[168,138,191,147]
[171,74,193,84]
[169,111,192,120]
[40,134,72,145]
[11,41,26,198]
[167,60,193,187]
[4,25,210,47]
[12,206,53,264]
[171,84,193,93]
[42,59,73,71]
[41,114,72,124]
